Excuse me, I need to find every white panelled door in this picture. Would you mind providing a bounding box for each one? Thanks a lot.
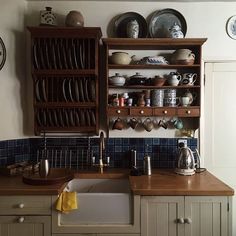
[204,62,236,236]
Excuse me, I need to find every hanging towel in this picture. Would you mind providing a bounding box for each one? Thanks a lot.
[56,191,78,213]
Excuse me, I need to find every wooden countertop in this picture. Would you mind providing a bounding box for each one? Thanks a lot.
[0,169,233,196]
[129,169,234,196]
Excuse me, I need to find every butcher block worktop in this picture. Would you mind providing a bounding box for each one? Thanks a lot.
[129,169,234,196]
[0,169,233,196]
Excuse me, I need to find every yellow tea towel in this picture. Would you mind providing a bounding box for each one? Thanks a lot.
[56,191,78,213]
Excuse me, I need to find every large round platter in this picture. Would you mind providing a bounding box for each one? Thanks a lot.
[114,12,148,38]
[149,8,187,38]
[226,15,236,40]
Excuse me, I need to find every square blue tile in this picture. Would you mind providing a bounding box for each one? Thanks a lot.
[153,138,160,145]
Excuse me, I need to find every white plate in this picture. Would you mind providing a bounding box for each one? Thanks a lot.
[35,80,41,102]
[41,78,47,102]
[226,15,236,39]
[62,78,68,102]
[68,78,74,102]
[75,79,80,102]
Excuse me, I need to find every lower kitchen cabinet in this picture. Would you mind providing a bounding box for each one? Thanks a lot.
[0,216,51,236]
[141,196,231,236]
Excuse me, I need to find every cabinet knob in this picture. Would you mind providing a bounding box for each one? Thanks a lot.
[186,110,191,114]
[163,110,168,114]
[18,217,25,223]
[184,218,192,224]
[140,110,144,114]
[18,203,24,209]
[177,218,185,224]
[116,110,121,114]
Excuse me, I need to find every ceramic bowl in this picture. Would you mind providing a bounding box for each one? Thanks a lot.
[152,76,166,86]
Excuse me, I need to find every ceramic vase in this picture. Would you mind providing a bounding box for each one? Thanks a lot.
[65,10,84,27]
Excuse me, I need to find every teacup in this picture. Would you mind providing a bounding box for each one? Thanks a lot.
[112,118,124,130]
[181,73,197,85]
[179,96,190,107]
[173,119,183,129]
[129,118,139,129]
[158,119,168,129]
[142,118,154,132]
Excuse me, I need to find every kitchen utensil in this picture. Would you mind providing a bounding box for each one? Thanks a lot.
[114,12,148,38]
[110,52,133,65]
[39,159,50,178]
[152,76,166,86]
[151,89,164,107]
[112,117,124,130]
[171,49,195,65]
[183,89,197,105]
[142,118,154,132]
[167,72,182,86]
[175,143,196,176]
[129,117,139,129]
[179,96,190,107]
[181,73,197,85]
[128,72,148,85]
[127,19,139,38]
[109,73,126,86]
[65,10,84,27]
[143,154,151,175]
[149,8,187,38]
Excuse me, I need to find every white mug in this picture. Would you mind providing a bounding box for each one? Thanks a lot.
[179,96,190,107]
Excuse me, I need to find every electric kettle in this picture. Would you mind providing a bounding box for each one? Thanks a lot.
[175,143,198,176]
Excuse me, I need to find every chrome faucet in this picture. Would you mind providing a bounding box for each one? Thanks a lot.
[92,131,110,173]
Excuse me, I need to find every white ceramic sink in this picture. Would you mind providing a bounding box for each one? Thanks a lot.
[60,178,132,225]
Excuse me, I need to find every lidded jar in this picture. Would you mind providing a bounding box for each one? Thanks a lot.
[65,10,84,27]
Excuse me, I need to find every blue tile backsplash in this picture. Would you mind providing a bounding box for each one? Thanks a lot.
[0,137,198,169]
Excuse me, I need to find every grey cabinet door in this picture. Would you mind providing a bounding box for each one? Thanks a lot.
[141,196,185,236]
[0,216,51,236]
[185,196,229,236]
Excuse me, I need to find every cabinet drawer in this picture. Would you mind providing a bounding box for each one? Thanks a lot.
[153,108,176,116]
[0,196,52,215]
[177,108,200,117]
[108,107,129,116]
[130,108,153,116]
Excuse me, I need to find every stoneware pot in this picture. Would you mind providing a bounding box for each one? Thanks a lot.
[171,49,195,65]
[110,52,132,65]
[65,10,84,27]
[109,73,126,86]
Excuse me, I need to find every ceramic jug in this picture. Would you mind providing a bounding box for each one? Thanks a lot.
[126,20,139,38]
[167,72,182,86]
[169,23,184,38]
[183,90,197,105]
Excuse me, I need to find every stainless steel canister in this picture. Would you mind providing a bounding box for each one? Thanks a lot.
[39,159,50,178]
[143,155,152,175]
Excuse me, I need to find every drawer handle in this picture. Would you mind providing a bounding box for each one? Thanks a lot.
[18,203,24,209]
[177,218,185,224]
[184,218,192,224]
[116,110,121,114]
[186,110,191,114]
[140,110,144,114]
[18,217,25,223]
[163,110,168,114]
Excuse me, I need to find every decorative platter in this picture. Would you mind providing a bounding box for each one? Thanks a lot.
[114,12,148,38]
[149,8,187,38]
[226,15,236,39]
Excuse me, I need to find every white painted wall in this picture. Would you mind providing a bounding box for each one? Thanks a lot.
[0,0,27,141]
[2,1,236,140]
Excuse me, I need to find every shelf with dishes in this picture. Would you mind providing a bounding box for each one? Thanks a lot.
[28,27,102,135]
[103,38,206,134]
[35,107,97,135]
